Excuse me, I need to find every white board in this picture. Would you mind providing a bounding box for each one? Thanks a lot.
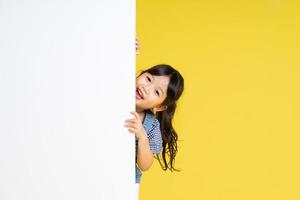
[0,0,136,199]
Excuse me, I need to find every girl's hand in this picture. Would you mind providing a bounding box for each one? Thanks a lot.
[135,36,140,55]
[124,111,147,140]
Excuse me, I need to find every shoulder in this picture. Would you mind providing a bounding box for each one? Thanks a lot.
[143,110,160,132]
[150,117,160,132]
[141,111,163,154]
[142,110,156,131]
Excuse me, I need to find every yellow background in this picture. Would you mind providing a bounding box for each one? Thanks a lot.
[136,0,300,199]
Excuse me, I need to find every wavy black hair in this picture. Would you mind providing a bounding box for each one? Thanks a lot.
[137,64,184,172]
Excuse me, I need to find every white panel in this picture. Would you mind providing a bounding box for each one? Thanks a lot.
[0,0,135,199]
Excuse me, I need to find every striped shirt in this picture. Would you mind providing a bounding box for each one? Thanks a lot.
[135,109,163,184]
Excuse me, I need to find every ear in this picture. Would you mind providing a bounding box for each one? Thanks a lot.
[153,104,168,112]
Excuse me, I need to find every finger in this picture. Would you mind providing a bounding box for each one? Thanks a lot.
[124,123,138,129]
[130,111,137,121]
[134,112,141,123]
[127,128,136,134]
[124,122,136,127]
[124,119,137,126]
[130,111,140,122]
[124,118,135,123]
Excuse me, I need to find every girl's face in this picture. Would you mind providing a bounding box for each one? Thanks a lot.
[136,72,170,112]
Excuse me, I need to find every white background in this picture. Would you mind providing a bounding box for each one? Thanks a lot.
[0,0,136,199]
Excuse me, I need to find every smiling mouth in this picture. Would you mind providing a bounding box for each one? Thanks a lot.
[136,88,144,99]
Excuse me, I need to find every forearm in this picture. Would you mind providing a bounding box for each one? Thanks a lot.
[137,134,154,171]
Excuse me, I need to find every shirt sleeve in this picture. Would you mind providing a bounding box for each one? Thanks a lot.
[147,119,163,154]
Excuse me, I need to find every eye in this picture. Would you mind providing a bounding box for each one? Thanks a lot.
[156,90,160,96]
[147,76,151,82]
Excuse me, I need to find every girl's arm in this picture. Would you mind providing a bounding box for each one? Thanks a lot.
[124,111,154,171]
[137,134,154,171]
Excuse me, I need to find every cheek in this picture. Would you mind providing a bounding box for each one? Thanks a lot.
[150,95,162,104]
[136,79,146,85]
[147,94,156,102]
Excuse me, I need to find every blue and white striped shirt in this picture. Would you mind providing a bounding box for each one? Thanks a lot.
[135,110,163,184]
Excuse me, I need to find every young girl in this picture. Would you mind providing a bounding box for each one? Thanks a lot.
[124,63,184,197]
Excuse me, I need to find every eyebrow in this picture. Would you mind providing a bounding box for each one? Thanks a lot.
[151,74,165,96]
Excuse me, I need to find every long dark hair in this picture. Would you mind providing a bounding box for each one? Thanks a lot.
[137,64,184,172]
